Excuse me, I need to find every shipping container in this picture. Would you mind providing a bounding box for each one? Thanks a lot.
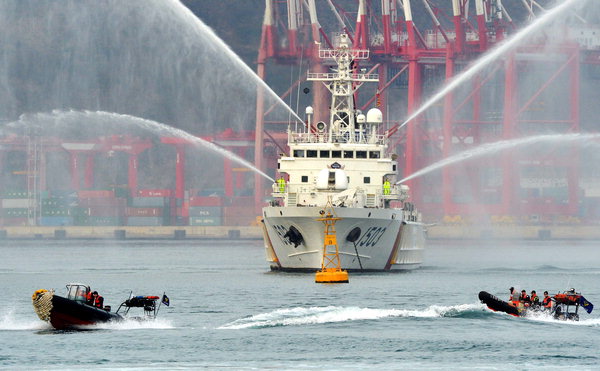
[40,216,74,226]
[125,216,164,226]
[223,215,258,226]
[137,189,172,197]
[189,216,221,226]
[51,190,78,198]
[77,190,115,198]
[79,197,127,207]
[112,187,130,198]
[75,216,122,226]
[177,203,189,217]
[189,196,223,207]
[125,207,163,217]
[2,198,30,208]
[82,205,125,217]
[222,206,257,218]
[229,196,254,207]
[2,190,28,199]
[189,206,222,217]
[41,207,74,217]
[130,197,169,207]
[0,217,28,226]
[1,208,29,217]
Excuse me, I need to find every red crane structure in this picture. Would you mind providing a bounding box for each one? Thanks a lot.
[254,0,600,224]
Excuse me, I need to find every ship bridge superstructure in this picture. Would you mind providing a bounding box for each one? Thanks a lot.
[272,33,411,210]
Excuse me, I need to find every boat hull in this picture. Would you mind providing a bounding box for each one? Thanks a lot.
[262,206,425,271]
[478,291,521,317]
[33,291,122,329]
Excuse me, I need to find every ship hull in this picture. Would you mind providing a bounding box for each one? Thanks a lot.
[262,206,425,271]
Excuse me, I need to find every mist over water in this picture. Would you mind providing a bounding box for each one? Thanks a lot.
[4,110,274,182]
[0,0,293,133]
[399,0,582,129]
[398,133,600,184]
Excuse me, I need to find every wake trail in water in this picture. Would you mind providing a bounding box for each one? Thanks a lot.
[0,309,174,331]
[89,317,174,330]
[488,309,600,327]
[0,310,51,331]
[218,303,486,329]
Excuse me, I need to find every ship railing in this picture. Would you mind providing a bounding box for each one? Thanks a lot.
[272,183,315,197]
[307,72,379,82]
[289,131,386,145]
[318,48,370,60]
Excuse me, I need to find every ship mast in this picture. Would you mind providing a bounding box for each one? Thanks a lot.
[307,34,378,143]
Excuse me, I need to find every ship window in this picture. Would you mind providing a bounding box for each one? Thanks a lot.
[320,150,330,158]
[364,177,370,184]
[369,151,380,159]
[307,150,317,158]
[277,163,280,169]
[393,165,397,171]
[343,151,353,158]
[301,175,308,183]
[331,150,342,158]
[356,151,367,159]
[293,150,305,157]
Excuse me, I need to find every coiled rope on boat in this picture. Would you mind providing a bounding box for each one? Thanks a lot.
[32,289,53,322]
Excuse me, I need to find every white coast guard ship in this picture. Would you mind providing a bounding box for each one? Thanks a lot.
[261,34,425,271]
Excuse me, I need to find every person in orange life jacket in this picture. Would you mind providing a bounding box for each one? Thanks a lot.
[91,291,104,309]
[520,290,531,306]
[530,290,540,307]
[85,290,93,305]
[542,291,552,310]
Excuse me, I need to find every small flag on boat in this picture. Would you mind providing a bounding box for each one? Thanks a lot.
[579,296,593,314]
[162,294,170,306]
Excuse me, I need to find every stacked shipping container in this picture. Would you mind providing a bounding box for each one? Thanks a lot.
[0,188,258,227]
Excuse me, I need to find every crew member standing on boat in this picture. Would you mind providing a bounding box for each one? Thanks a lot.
[277,177,286,193]
[383,178,391,195]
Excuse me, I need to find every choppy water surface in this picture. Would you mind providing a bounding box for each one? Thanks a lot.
[1,239,599,369]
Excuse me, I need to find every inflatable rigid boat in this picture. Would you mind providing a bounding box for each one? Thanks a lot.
[32,283,168,329]
[479,289,594,321]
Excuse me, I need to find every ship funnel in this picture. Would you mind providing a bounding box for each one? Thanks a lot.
[366,108,383,124]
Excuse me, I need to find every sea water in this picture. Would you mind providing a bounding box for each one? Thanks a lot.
[1,239,599,369]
